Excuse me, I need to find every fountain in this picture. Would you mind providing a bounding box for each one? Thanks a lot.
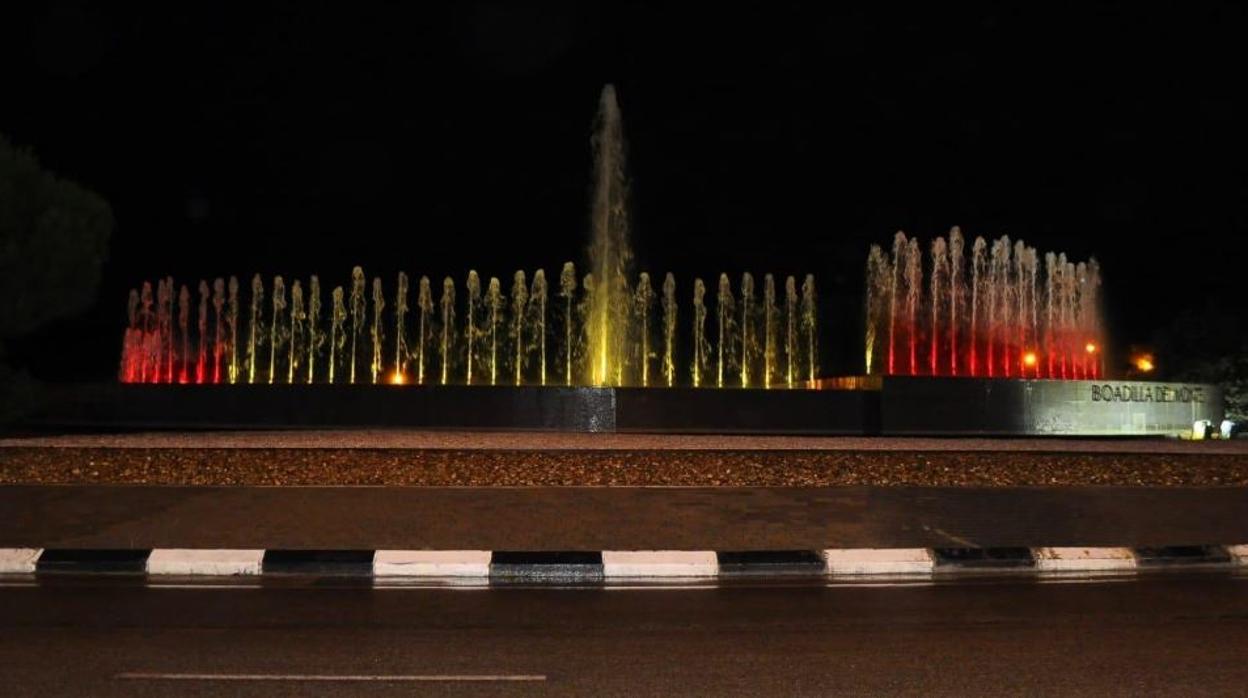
[370,276,384,384]
[212,278,225,384]
[124,263,840,390]
[529,269,547,386]
[288,279,304,384]
[558,263,577,386]
[661,273,676,387]
[246,274,262,384]
[740,272,754,388]
[439,276,454,385]
[305,276,320,384]
[691,278,708,387]
[716,273,734,388]
[416,276,432,384]
[784,276,797,388]
[269,275,285,385]
[486,276,501,386]
[510,271,527,386]
[197,280,209,384]
[634,272,654,387]
[587,85,631,387]
[94,87,1226,436]
[465,270,480,385]
[763,274,777,389]
[349,267,365,384]
[394,272,409,382]
[227,276,239,383]
[176,284,189,383]
[329,286,345,385]
[864,230,1105,379]
[116,86,822,390]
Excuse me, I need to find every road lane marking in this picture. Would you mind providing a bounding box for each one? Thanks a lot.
[115,672,546,682]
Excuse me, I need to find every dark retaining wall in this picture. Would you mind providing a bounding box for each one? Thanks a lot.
[879,377,1224,436]
[25,377,1221,436]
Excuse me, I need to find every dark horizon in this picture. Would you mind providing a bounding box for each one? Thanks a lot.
[2,3,1245,380]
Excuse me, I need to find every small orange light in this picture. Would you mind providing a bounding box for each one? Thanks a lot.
[1022,351,1038,368]
[1085,342,1097,354]
[1135,356,1154,373]
[389,371,406,385]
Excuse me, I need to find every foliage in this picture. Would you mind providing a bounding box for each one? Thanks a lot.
[1152,301,1248,421]
[0,134,113,339]
[0,134,112,425]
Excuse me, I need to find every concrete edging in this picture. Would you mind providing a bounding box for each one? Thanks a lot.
[4,545,1244,580]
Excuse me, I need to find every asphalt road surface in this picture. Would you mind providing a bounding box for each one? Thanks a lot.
[3,573,1247,696]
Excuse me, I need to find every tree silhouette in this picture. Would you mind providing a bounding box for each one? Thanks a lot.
[0,134,113,339]
[0,134,112,421]
[1152,300,1247,421]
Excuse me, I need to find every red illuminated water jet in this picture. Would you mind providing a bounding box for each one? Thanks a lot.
[865,230,1106,380]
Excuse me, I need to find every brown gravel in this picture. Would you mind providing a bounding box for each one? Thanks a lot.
[2,446,1248,487]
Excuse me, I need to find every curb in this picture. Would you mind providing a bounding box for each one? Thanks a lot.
[5,545,1244,581]
[1034,547,1138,571]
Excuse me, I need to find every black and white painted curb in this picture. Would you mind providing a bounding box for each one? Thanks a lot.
[3,545,1247,581]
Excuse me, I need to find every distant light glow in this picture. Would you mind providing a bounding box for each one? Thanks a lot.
[1085,342,1097,354]
[1134,355,1155,373]
[389,371,406,385]
[1022,351,1038,368]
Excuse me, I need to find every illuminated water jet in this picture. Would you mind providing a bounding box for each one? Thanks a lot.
[661,273,676,387]
[511,270,527,386]
[587,84,631,386]
[118,85,820,390]
[865,231,1105,379]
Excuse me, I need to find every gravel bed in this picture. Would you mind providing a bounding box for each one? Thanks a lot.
[3,447,1247,487]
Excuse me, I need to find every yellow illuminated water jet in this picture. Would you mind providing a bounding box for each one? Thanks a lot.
[119,85,822,390]
[587,84,631,386]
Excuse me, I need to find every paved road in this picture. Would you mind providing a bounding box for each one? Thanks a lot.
[5,485,1247,550]
[2,573,1247,696]
[4,428,1245,452]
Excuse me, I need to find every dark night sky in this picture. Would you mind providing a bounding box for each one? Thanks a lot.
[2,2,1246,379]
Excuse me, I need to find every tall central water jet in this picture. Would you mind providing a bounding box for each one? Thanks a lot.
[587,84,632,386]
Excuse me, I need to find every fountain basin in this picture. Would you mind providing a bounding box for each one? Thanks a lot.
[23,378,1221,436]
